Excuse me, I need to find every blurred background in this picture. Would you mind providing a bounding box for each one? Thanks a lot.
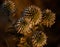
[0,0,60,47]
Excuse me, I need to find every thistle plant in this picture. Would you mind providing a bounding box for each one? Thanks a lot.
[14,5,48,47]
[0,0,56,46]
[14,5,56,47]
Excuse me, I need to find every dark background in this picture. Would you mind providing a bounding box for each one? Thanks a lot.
[0,0,60,47]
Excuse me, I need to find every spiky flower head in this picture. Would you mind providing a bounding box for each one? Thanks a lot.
[2,0,16,16]
[31,31,47,47]
[23,5,42,25]
[15,5,42,36]
[42,9,56,27]
[14,17,32,36]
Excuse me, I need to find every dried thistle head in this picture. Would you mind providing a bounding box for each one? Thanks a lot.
[2,0,16,16]
[15,5,42,36]
[42,9,56,27]
[31,31,47,47]
[15,17,33,36]
[23,5,42,25]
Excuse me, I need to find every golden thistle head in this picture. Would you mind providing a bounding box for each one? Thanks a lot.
[42,9,56,27]
[2,0,16,16]
[22,5,42,24]
[31,31,47,47]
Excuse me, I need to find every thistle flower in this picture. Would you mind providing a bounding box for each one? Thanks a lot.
[15,5,42,36]
[31,31,47,47]
[15,17,32,36]
[42,9,56,27]
[23,5,42,25]
[2,0,16,16]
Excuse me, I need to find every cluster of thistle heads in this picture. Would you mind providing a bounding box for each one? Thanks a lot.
[0,0,56,47]
[15,5,55,47]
